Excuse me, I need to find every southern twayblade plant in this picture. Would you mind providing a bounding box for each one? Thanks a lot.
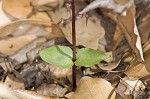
[39,45,108,68]
[39,0,108,90]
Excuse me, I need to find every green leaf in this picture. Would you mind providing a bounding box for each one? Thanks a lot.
[75,48,108,67]
[39,45,73,68]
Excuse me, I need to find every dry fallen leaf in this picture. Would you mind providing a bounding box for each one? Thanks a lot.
[0,83,19,99]
[125,51,150,79]
[4,74,25,90]
[79,0,133,15]
[70,76,116,99]
[9,38,48,66]
[116,3,144,61]
[0,1,12,26]
[48,65,72,78]
[138,15,150,44]
[99,59,121,71]
[0,19,51,37]
[31,12,51,21]
[13,89,54,99]
[2,0,32,19]
[0,35,37,55]
[49,8,105,49]
[125,63,150,79]
[31,0,64,7]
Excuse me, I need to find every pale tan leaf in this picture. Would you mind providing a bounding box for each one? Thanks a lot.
[45,23,65,40]
[114,0,130,5]
[0,35,37,55]
[4,74,25,90]
[125,49,150,78]
[65,92,74,99]
[30,12,62,39]
[0,19,51,37]
[125,63,150,79]
[31,12,51,22]
[9,38,48,66]
[0,83,19,99]
[49,65,72,78]
[70,76,116,99]
[133,18,144,61]
[0,2,12,26]
[2,0,32,19]
[49,8,105,49]
[13,89,54,99]
[99,59,121,70]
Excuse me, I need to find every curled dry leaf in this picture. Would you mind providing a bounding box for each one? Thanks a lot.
[0,35,37,55]
[0,19,51,37]
[98,51,122,70]
[79,0,133,15]
[99,59,121,70]
[70,76,116,99]
[13,89,54,99]
[4,74,25,90]
[2,0,32,19]
[116,3,144,61]
[49,8,105,49]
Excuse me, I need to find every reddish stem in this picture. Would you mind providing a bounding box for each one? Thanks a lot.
[71,0,77,90]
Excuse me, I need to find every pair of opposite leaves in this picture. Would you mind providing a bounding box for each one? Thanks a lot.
[39,45,108,68]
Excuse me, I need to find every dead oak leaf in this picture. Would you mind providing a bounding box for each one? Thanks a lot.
[0,19,51,37]
[70,76,116,99]
[125,49,150,78]
[0,35,37,55]
[2,0,32,19]
[31,0,64,7]
[49,8,105,49]
[116,4,144,61]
